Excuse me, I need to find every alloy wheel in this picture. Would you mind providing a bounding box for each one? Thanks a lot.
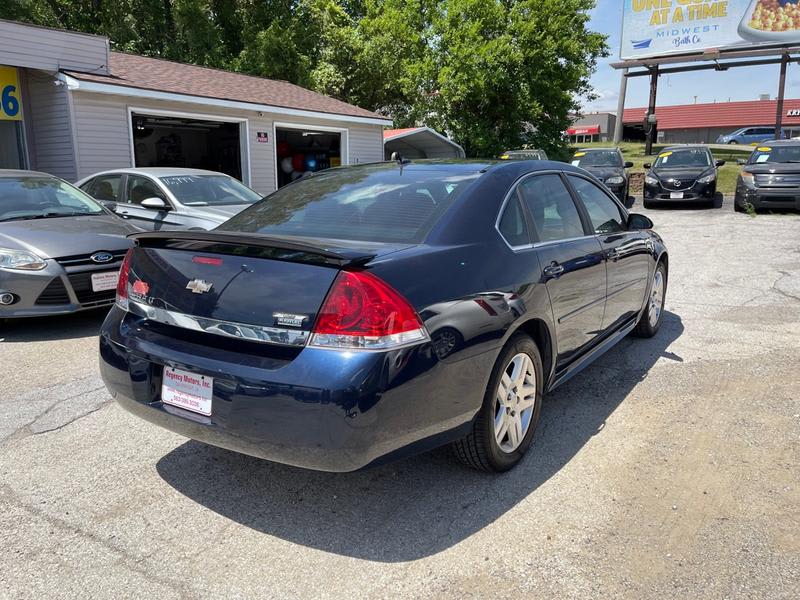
[648,269,665,328]
[493,353,537,453]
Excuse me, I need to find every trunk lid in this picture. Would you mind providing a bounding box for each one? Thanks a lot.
[126,231,409,344]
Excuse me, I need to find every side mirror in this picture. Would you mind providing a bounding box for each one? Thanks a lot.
[140,197,169,210]
[643,162,651,169]
[737,158,747,165]
[623,161,634,168]
[98,200,117,212]
[715,159,726,167]
[628,212,653,231]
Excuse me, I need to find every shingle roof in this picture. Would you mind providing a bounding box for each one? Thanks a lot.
[622,99,800,130]
[65,52,388,122]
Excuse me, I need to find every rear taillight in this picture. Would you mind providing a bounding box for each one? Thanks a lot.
[310,270,429,350]
[115,249,133,311]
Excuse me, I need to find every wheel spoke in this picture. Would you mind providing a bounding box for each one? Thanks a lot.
[495,411,509,444]
[517,394,536,412]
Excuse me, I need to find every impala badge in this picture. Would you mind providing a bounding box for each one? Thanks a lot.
[273,313,307,328]
[186,279,213,294]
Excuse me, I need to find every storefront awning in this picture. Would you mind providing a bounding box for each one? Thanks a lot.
[566,125,600,135]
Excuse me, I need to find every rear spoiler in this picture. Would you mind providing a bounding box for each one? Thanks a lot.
[129,230,376,267]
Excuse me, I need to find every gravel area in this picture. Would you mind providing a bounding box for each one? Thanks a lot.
[1,198,798,599]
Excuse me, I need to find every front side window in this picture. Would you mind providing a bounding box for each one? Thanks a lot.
[517,174,584,242]
[126,176,166,205]
[0,176,104,222]
[568,176,625,234]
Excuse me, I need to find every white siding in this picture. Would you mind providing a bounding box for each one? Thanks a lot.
[0,21,109,74]
[70,91,385,193]
[26,72,77,181]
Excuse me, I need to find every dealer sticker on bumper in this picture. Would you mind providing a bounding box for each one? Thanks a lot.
[161,367,213,416]
[91,271,119,292]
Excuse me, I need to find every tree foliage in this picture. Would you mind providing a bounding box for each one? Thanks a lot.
[2,0,607,157]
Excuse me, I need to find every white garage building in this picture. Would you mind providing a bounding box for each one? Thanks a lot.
[0,19,391,194]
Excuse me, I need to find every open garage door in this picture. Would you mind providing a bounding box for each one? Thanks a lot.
[131,112,245,180]
[275,126,342,188]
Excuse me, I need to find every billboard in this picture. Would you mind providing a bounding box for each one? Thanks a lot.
[621,0,800,60]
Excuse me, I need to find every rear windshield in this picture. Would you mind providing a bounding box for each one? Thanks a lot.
[653,149,711,168]
[748,145,800,164]
[219,166,481,243]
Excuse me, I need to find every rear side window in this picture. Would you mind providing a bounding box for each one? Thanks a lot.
[221,166,480,243]
[568,176,626,234]
[84,175,122,202]
[517,174,584,242]
[497,197,530,247]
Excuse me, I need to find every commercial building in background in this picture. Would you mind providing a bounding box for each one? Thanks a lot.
[569,98,800,144]
[0,19,390,194]
[566,112,617,144]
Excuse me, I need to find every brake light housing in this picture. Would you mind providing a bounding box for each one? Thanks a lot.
[115,249,133,311]
[310,270,429,350]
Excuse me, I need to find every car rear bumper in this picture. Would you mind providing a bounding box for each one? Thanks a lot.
[736,187,800,210]
[99,307,485,472]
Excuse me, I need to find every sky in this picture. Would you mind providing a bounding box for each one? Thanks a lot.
[584,0,800,113]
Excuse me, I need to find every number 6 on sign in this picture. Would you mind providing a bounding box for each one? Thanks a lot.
[0,66,22,121]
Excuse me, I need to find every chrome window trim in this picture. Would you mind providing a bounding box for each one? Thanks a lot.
[128,300,310,346]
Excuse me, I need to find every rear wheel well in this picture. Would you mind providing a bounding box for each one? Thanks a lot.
[513,319,553,387]
[657,252,669,279]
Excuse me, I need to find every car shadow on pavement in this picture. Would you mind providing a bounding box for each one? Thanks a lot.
[156,311,684,562]
[0,309,108,342]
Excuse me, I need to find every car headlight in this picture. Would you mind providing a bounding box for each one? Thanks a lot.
[698,174,716,184]
[605,176,624,185]
[740,172,755,186]
[0,248,47,271]
[645,175,659,186]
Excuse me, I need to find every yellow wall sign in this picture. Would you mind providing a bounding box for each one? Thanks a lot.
[0,66,22,121]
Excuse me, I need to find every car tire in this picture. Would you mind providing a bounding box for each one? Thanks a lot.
[633,261,667,338]
[452,333,543,472]
[643,198,655,209]
[734,200,746,213]
[728,140,738,144]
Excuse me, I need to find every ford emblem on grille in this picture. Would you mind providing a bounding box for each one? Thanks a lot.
[90,252,114,264]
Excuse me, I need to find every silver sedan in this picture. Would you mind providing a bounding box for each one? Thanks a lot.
[75,168,262,231]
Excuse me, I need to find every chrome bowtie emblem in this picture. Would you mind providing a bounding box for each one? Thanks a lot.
[186,279,213,294]
[90,251,114,263]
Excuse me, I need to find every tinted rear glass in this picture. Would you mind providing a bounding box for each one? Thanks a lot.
[219,166,481,243]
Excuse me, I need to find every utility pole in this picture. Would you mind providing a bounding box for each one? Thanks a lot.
[644,65,659,156]
[775,53,789,140]
[613,68,628,144]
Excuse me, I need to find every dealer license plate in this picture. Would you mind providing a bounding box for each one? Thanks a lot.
[670,191,684,199]
[161,367,213,416]
[91,271,119,292]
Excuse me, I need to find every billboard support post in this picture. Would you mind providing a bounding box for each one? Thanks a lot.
[775,54,789,140]
[644,66,658,156]
[613,68,628,144]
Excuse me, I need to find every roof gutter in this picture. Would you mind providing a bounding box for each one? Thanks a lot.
[57,73,393,127]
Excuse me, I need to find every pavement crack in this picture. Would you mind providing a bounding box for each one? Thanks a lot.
[28,402,111,436]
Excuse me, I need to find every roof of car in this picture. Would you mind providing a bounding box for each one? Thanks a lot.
[79,167,234,179]
[661,145,712,152]
[752,139,799,145]
[0,169,57,179]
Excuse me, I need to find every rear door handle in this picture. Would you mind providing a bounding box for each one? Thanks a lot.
[543,263,565,278]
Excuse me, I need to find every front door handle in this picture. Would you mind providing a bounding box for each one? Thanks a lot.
[543,262,565,279]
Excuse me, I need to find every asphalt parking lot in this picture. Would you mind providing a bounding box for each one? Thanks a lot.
[1,199,798,599]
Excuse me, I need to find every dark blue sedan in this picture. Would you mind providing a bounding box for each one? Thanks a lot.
[99,160,668,472]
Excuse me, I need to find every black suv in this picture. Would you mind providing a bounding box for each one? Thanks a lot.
[643,146,724,208]
[735,141,800,212]
[570,148,633,206]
